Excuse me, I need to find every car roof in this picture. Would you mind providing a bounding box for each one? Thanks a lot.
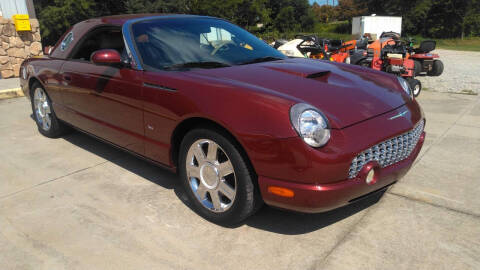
[49,14,213,59]
[90,13,211,26]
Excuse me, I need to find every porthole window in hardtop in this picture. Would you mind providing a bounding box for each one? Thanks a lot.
[61,32,74,51]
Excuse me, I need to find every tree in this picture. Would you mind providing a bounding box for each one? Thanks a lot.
[336,0,366,21]
[34,0,480,44]
[188,0,247,23]
[125,0,190,14]
[312,3,336,23]
[267,0,314,32]
[274,6,297,32]
[37,0,97,45]
[350,0,480,38]
[465,0,480,37]
[235,0,270,29]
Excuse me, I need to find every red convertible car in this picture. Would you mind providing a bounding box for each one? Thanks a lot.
[20,14,425,224]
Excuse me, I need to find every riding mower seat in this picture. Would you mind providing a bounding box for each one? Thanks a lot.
[380,32,401,40]
[326,40,342,51]
[274,39,288,49]
[414,40,436,53]
[356,38,368,50]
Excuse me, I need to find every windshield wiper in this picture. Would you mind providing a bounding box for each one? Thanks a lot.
[164,61,231,70]
[239,56,284,65]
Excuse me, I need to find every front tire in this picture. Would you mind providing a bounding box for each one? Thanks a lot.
[31,82,68,138]
[179,128,261,225]
[407,78,422,97]
[358,59,371,68]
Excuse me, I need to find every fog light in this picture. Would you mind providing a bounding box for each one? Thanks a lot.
[366,169,376,185]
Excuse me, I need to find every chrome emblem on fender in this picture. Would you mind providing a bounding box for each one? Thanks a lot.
[389,110,409,120]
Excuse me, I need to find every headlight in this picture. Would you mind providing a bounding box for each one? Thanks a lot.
[290,103,331,148]
[397,77,413,99]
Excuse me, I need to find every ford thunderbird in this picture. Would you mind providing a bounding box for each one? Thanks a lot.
[20,14,425,224]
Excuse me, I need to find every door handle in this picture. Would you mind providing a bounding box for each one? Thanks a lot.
[63,75,72,82]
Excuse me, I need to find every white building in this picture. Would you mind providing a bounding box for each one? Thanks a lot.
[0,0,36,18]
[352,16,402,39]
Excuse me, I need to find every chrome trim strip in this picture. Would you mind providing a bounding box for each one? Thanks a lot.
[388,110,409,120]
[143,82,177,92]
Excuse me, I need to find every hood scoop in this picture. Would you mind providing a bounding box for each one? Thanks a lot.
[306,71,331,83]
[264,64,331,82]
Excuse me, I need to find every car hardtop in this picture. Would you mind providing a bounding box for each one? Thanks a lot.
[48,14,221,60]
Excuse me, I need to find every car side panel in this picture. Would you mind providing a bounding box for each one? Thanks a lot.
[141,72,195,165]
[60,61,145,154]
[140,70,297,167]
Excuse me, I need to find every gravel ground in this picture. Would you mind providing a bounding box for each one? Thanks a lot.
[417,49,480,95]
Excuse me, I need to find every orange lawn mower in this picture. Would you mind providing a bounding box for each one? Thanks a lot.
[287,35,351,63]
[276,35,366,63]
[348,32,423,97]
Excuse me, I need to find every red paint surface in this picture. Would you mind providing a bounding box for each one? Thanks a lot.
[409,53,440,59]
[91,49,122,64]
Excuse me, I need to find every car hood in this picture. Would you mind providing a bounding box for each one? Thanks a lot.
[188,58,410,129]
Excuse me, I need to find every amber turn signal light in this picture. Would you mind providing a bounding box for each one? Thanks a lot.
[268,186,295,198]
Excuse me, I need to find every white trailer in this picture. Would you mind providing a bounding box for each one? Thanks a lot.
[352,16,402,40]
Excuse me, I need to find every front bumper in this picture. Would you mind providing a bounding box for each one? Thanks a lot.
[258,132,425,213]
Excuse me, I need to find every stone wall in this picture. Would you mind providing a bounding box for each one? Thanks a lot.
[0,17,42,79]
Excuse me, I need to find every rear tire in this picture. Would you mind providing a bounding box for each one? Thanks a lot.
[179,128,262,225]
[414,60,422,76]
[407,78,422,97]
[428,60,443,76]
[30,82,69,138]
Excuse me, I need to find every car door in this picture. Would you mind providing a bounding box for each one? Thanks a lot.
[60,27,145,154]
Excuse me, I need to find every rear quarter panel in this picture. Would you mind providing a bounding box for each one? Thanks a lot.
[21,57,67,120]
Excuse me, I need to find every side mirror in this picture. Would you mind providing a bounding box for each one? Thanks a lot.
[44,46,53,55]
[91,49,122,65]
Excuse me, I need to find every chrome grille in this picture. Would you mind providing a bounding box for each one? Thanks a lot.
[348,121,424,179]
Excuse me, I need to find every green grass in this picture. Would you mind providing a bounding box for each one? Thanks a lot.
[436,38,480,51]
[257,21,353,43]
[403,36,480,51]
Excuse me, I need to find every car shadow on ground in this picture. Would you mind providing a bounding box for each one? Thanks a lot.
[63,130,385,235]
[243,192,383,235]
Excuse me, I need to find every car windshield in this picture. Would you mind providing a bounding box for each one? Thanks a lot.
[131,17,286,70]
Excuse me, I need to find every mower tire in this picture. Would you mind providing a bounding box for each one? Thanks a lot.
[358,60,370,68]
[428,60,444,76]
[414,60,422,76]
[407,78,422,97]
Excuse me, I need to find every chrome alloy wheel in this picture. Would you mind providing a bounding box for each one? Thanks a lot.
[186,139,236,213]
[33,87,52,131]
